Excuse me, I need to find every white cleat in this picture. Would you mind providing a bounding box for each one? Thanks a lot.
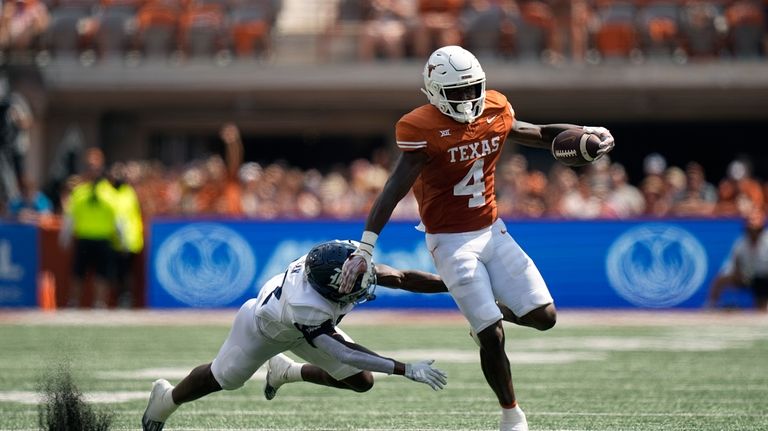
[263,353,297,400]
[141,379,176,431]
[500,406,529,431]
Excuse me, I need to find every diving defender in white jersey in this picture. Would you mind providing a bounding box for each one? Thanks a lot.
[142,240,449,431]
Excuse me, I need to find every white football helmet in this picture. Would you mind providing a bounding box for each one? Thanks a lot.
[421,45,486,124]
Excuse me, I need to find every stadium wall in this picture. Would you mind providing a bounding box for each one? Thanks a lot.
[143,218,743,310]
[0,218,748,311]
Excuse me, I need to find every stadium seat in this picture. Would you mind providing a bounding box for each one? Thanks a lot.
[592,0,638,61]
[42,4,92,59]
[514,0,555,62]
[229,0,276,58]
[316,0,371,62]
[638,2,682,60]
[135,1,179,59]
[95,2,138,60]
[461,1,511,60]
[725,0,765,59]
[179,3,226,59]
[679,0,724,59]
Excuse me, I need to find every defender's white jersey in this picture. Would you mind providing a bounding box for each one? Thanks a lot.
[254,256,355,344]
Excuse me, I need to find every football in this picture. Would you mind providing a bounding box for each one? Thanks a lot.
[551,129,601,167]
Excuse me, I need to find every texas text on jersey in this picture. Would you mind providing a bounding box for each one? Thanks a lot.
[395,90,515,234]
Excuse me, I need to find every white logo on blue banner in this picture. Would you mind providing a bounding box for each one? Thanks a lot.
[606,224,707,308]
[156,223,256,307]
[0,240,23,281]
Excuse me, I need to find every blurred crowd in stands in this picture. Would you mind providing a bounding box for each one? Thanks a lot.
[87,152,765,221]
[0,0,766,65]
[6,131,764,224]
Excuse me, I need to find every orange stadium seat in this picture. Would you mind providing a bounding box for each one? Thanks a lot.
[178,3,225,58]
[593,1,638,60]
[516,0,556,61]
[679,0,724,59]
[595,22,637,57]
[636,2,682,58]
[136,1,179,58]
[725,0,766,58]
[228,0,276,58]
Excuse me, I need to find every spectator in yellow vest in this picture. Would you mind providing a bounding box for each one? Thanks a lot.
[59,148,122,308]
[108,162,144,308]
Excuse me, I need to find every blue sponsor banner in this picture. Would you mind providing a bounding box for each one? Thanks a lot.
[148,218,743,309]
[0,222,38,307]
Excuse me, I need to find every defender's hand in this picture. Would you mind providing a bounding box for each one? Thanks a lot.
[404,359,447,390]
[583,126,614,157]
[340,251,370,293]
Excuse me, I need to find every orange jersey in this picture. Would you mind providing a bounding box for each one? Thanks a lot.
[396,90,515,233]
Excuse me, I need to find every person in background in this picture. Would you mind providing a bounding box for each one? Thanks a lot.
[706,208,768,311]
[196,122,244,216]
[412,0,465,57]
[0,0,49,52]
[59,147,121,308]
[108,162,144,308]
[0,91,33,209]
[7,176,52,223]
[726,158,764,216]
[607,163,645,217]
[358,0,414,61]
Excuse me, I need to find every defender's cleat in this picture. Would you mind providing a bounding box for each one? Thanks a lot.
[141,379,176,431]
[264,353,297,400]
[500,406,529,431]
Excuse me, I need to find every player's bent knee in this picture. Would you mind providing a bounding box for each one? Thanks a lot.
[526,304,557,331]
[344,371,374,392]
[211,347,251,390]
[215,367,250,391]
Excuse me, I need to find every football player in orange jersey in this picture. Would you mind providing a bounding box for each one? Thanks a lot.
[340,45,615,431]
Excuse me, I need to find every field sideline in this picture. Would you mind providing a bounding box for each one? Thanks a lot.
[1,309,767,431]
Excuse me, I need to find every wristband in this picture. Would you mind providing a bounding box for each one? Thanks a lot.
[358,231,378,256]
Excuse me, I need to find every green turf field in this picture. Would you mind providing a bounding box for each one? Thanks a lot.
[0,310,766,431]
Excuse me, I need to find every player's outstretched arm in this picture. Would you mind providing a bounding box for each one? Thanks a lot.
[312,333,447,390]
[510,120,615,157]
[340,151,428,293]
[508,120,580,149]
[375,263,448,294]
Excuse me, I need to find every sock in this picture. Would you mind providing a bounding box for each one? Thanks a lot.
[501,404,526,423]
[286,363,304,383]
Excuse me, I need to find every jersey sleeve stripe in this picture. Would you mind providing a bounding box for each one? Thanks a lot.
[397,140,427,149]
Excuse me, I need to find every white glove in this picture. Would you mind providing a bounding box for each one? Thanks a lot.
[582,126,615,158]
[404,359,448,390]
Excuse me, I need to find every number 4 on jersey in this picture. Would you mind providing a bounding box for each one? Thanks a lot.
[453,159,486,208]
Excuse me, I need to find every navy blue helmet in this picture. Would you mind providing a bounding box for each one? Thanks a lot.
[305,240,376,306]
